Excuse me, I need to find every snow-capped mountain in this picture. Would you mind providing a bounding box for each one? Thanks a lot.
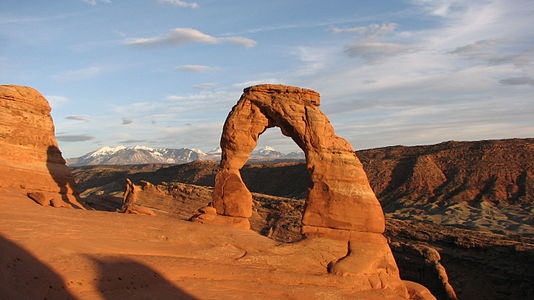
[251,146,284,157]
[67,145,304,166]
[207,147,222,155]
[67,146,208,166]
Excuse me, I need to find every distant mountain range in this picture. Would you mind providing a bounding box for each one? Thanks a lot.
[66,145,305,166]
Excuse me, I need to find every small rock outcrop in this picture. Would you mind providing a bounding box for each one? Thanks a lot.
[118,179,155,215]
[0,85,83,208]
[206,84,385,236]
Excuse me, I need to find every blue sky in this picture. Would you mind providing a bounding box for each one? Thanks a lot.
[1,0,533,157]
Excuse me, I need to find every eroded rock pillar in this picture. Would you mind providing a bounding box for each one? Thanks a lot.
[210,98,271,228]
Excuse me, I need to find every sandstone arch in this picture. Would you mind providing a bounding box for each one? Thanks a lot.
[208,84,385,237]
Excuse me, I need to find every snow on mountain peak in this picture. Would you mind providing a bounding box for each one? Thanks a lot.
[208,147,222,154]
[132,145,155,151]
[90,145,127,157]
[191,148,206,155]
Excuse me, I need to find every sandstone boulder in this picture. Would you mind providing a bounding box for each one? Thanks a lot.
[0,85,83,208]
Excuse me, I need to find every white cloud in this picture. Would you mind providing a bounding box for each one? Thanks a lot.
[448,39,505,60]
[45,95,70,107]
[499,76,534,86]
[155,123,223,147]
[218,36,257,48]
[122,118,133,125]
[52,66,101,80]
[331,23,398,39]
[120,139,148,144]
[82,0,112,6]
[56,133,96,142]
[412,0,468,17]
[448,39,533,67]
[193,82,217,89]
[175,65,215,72]
[124,28,256,48]
[156,0,198,9]
[66,115,89,121]
[166,92,222,101]
[232,79,282,89]
[344,42,414,63]
[291,47,336,76]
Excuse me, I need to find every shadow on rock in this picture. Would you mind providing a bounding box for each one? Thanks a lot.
[91,256,197,299]
[47,145,83,208]
[0,235,79,299]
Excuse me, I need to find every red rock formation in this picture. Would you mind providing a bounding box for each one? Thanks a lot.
[0,85,83,208]
[208,84,385,236]
[190,84,432,297]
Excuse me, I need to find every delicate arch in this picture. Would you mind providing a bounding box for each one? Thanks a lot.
[211,85,385,237]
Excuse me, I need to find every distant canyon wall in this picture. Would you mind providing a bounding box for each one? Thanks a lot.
[358,139,534,209]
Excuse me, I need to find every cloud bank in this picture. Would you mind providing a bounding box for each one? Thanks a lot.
[122,118,133,125]
[57,133,96,142]
[156,0,198,8]
[82,0,112,6]
[66,115,89,121]
[176,65,215,72]
[331,23,398,38]
[124,28,256,48]
[499,77,534,86]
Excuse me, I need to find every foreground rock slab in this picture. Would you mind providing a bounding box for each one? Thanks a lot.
[1,190,426,299]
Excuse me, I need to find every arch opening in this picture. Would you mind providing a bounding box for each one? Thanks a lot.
[240,127,308,242]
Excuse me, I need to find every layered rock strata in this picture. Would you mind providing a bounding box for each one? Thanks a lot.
[0,85,83,208]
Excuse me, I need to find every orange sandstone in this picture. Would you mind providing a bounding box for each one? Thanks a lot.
[0,85,83,208]
[193,84,434,298]
[207,84,384,235]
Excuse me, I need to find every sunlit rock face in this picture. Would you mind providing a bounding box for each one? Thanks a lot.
[190,84,439,298]
[208,84,384,236]
[0,85,82,208]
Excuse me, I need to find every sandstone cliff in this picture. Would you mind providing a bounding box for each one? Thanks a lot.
[0,85,82,208]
